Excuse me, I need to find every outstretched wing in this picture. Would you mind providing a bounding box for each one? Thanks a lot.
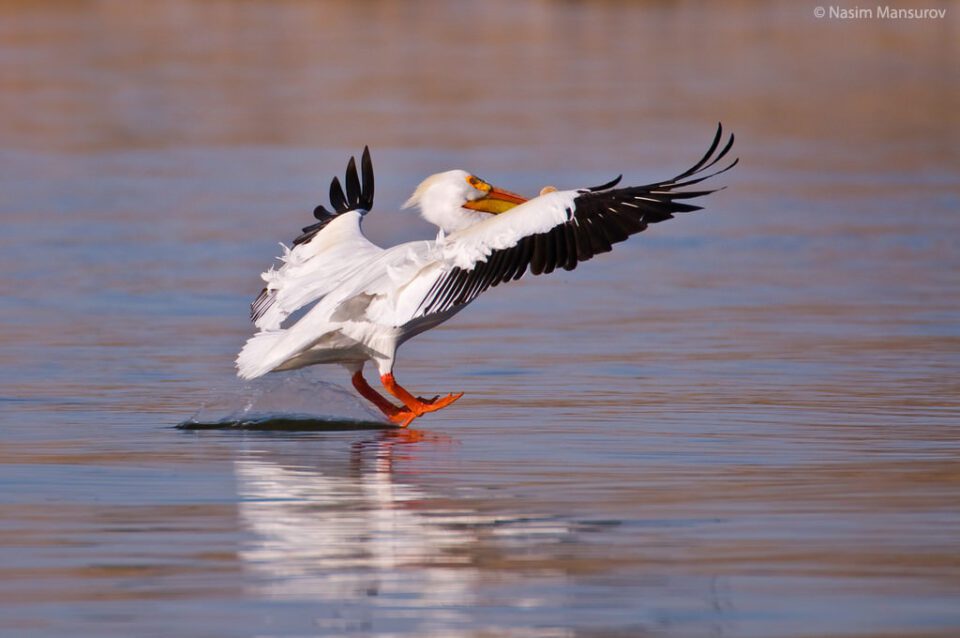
[250,147,384,330]
[414,123,737,318]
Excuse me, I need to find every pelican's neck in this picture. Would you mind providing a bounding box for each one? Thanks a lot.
[415,185,489,234]
[404,170,492,234]
[426,207,489,234]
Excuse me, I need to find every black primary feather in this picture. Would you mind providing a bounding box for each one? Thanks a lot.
[359,146,374,210]
[344,157,361,207]
[587,174,622,192]
[329,177,347,213]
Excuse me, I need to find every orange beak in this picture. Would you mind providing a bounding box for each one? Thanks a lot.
[462,186,528,214]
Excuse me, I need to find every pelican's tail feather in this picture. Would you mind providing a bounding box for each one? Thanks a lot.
[236,330,287,380]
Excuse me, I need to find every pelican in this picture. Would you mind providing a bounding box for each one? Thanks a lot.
[238,125,737,426]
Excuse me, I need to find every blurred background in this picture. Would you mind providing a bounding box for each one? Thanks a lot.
[1,1,958,637]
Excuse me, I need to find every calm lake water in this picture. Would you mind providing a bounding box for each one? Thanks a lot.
[2,1,959,636]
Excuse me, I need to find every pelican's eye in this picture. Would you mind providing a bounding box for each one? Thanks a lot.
[466,175,491,193]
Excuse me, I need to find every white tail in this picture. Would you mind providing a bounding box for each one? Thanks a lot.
[236,330,287,380]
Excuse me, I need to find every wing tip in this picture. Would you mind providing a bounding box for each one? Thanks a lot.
[294,146,376,245]
[360,145,374,211]
[660,123,737,189]
[586,174,623,192]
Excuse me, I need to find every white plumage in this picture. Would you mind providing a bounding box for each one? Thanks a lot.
[238,127,737,426]
[253,211,384,332]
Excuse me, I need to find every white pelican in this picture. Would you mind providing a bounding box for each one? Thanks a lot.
[238,125,737,426]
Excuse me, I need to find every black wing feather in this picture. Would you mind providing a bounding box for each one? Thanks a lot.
[586,174,623,192]
[344,157,361,207]
[673,123,724,181]
[416,125,737,318]
[530,232,548,276]
[329,177,347,213]
[360,146,374,211]
[548,225,566,275]
[562,222,578,271]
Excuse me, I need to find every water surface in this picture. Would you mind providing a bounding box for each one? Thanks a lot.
[1,1,959,636]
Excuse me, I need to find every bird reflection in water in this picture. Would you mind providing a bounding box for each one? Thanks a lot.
[234,429,568,613]
[234,431,732,634]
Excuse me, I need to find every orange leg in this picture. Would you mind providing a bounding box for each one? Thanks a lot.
[351,371,416,428]
[380,373,463,417]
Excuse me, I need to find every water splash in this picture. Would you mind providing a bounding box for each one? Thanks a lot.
[179,372,388,430]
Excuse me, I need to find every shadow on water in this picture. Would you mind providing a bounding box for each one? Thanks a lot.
[177,371,390,431]
[177,418,392,431]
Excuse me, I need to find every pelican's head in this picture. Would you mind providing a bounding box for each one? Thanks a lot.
[403,169,527,234]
